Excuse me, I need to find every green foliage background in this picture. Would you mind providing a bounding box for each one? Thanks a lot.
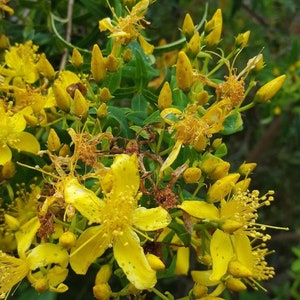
[1,0,300,299]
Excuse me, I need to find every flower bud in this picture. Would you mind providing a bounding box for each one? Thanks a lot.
[146,253,165,270]
[47,128,61,152]
[123,48,133,62]
[212,138,222,149]
[91,44,106,82]
[255,75,286,103]
[99,87,113,102]
[188,32,201,57]
[53,82,71,112]
[182,13,195,39]
[95,264,112,284]
[59,144,71,157]
[192,134,207,152]
[207,173,240,202]
[235,31,250,48]
[183,167,202,183]
[59,231,77,249]
[158,82,172,110]
[205,9,222,47]
[0,34,9,49]
[209,161,230,180]
[97,103,108,119]
[93,283,111,300]
[71,48,83,68]
[1,161,16,179]
[192,283,208,298]
[36,53,55,79]
[106,54,119,72]
[238,162,257,175]
[195,90,209,105]
[73,89,89,118]
[228,260,253,278]
[176,51,193,92]
[226,277,247,291]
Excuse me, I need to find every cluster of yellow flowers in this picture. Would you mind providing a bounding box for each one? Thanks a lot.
[0,1,287,299]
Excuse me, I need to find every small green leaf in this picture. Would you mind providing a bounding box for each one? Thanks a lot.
[168,219,191,246]
[143,110,161,125]
[131,93,147,112]
[221,111,243,135]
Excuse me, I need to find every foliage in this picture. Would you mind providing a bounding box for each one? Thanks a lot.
[0,0,296,299]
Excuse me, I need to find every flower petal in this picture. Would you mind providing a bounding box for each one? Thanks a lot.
[70,225,111,275]
[26,243,69,270]
[0,143,12,165]
[178,200,219,220]
[109,154,139,196]
[15,216,40,259]
[191,270,220,287]
[133,206,171,231]
[210,229,233,281]
[114,227,156,290]
[8,131,40,154]
[64,177,104,224]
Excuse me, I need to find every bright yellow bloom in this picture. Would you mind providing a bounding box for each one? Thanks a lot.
[0,105,40,165]
[67,154,171,290]
[99,0,154,54]
[0,41,39,86]
[159,99,231,177]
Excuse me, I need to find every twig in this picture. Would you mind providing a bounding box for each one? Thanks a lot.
[59,0,74,70]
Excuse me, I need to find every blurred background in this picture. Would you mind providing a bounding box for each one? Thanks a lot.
[1,0,300,299]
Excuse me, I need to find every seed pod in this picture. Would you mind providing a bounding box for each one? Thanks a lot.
[158,82,172,110]
[91,44,106,82]
[254,74,286,103]
[176,51,193,92]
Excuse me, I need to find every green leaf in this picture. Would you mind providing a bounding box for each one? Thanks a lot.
[221,111,243,135]
[214,143,228,157]
[131,93,147,112]
[168,219,191,246]
[130,125,151,139]
[101,70,122,93]
[143,110,161,125]
[107,106,129,137]
[126,111,147,126]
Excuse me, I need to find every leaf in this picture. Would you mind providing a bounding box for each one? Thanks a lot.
[221,111,243,135]
[168,219,191,247]
[143,110,161,125]
[131,93,147,112]
[107,106,129,137]
[102,70,122,93]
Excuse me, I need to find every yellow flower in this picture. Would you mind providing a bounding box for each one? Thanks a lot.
[0,105,40,165]
[0,41,39,85]
[99,0,154,53]
[66,154,171,289]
